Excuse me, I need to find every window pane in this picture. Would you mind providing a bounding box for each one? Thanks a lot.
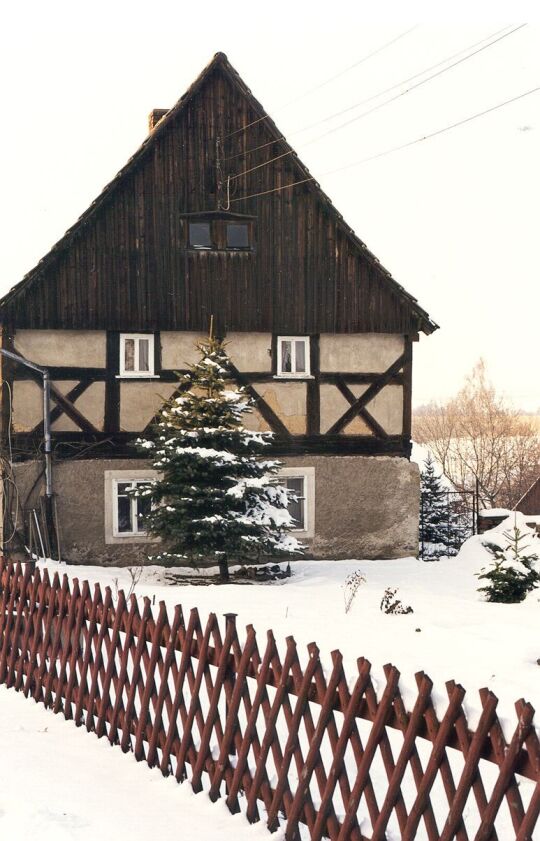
[138,338,150,372]
[295,340,306,373]
[227,223,249,249]
[286,478,305,530]
[124,339,135,372]
[136,484,152,532]
[189,222,211,248]
[117,495,132,533]
[281,340,292,373]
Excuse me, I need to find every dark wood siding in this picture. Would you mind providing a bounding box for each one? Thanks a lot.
[1,58,432,337]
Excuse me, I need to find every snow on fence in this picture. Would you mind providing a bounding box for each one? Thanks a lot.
[0,560,538,841]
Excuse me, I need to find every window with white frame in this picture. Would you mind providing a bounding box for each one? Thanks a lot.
[105,470,158,544]
[113,479,152,536]
[276,336,310,377]
[279,467,315,537]
[120,334,155,377]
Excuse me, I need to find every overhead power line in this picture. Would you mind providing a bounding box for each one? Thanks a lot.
[292,24,516,138]
[302,23,526,147]
[228,23,527,182]
[230,84,540,203]
[226,24,515,162]
[280,25,419,109]
[223,26,418,140]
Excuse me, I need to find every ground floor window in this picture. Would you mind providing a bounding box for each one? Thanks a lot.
[104,470,158,543]
[279,467,315,538]
[114,480,152,536]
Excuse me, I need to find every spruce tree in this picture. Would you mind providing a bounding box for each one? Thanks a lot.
[419,454,466,559]
[135,336,301,581]
[476,525,540,603]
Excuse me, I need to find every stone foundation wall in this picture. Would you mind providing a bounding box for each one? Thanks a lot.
[12,454,419,565]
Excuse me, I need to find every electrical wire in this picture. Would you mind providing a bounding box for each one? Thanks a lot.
[225,24,514,162]
[302,23,526,148]
[291,24,517,138]
[223,26,419,140]
[228,23,527,182]
[230,84,540,203]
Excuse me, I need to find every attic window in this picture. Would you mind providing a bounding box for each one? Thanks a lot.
[189,222,212,249]
[226,222,249,249]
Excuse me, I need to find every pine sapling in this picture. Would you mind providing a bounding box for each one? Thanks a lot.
[476,524,540,603]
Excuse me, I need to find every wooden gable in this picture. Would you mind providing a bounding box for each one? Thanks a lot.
[0,53,437,337]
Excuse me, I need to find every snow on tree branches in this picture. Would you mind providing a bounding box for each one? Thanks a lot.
[476,523,540,603]
[419,454,468,560]
[135,337,302,581]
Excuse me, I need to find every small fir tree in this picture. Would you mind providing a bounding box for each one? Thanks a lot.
[135,336,302,581]
[419,454,467,559]
[476,524,540,603]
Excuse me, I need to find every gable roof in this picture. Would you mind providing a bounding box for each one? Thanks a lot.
[514,476,540,515]
[0,52,437,335]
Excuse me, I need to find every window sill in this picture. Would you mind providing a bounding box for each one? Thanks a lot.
[187,247,254,254]
[273,374,314,380]
[116,374,160,379]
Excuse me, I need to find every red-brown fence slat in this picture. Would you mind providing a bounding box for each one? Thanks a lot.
[175,611,217,782]
[120,598,152,753]
[50,577,81,713]
[371,671,436,841]
[146,604,184,768]
[4,564,33,688]
[225,630,278,816]
[311,657,375,841]
[474,700,535,841]
[105,593,138,744]
[437,690,499,841]
[403,681,468,841]
[134,600,168,762]
[84,586,114,732]
[12,567,42,691]
[61,579,92,719]
[285,649,344,841]
[337,664,401,841]
[73,583,103,725]
[159,607,201,777]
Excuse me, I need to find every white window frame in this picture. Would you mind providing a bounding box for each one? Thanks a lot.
[279,467,315,538]
[104,469,159,544]
[119,333,157,378]
[276,336,311,378]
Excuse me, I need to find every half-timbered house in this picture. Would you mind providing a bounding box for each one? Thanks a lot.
[0,53,437,564]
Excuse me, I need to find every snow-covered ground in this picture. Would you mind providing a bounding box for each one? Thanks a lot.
[0,685,281,840]
[38,513,540,741]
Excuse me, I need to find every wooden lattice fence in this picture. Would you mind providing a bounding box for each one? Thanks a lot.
[0,559,538,840]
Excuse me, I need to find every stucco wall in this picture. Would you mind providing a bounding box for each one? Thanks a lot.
[12,454,418,564]
[119,381,177,431]
[279,454,419,559]
[160,332,205,370]
[319,334,404,373]
[15,330,106,367]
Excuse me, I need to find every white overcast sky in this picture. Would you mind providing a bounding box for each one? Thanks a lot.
[1,0,539,410]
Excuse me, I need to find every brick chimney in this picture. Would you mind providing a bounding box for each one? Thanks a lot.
[148,108,169,132]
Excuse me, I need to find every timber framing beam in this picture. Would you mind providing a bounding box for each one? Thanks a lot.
[12,345,99,435]
[327,353,406,435]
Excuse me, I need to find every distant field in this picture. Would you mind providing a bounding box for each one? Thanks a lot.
[521,415,540,432]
